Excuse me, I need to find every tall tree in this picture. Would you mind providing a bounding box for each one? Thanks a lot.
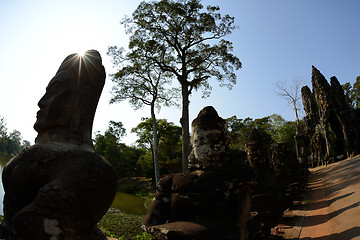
[109,0,241,172]
[275,79,303,124]
[108,50,177,184]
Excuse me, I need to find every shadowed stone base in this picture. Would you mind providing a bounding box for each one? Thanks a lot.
[1,145,117,240]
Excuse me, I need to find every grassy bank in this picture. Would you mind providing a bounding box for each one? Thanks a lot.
[98,178,155,240]
[98,208,153,240]
[98,193,155,240]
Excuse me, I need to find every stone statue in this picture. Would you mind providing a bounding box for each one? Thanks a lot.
[143,106,253,240]
[1,50,117,240]
[34,50,105,150]
[188,106,231,170]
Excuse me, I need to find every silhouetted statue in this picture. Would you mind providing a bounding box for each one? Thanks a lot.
[1,50,117,240]
[143,106,253,240]
[34,50,106,150]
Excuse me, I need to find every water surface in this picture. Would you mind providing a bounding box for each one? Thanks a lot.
[111,192,146,215]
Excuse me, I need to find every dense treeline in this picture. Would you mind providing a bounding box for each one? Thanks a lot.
[226,114,297,151]
[0,113,298,181]
[93,118,182,180]
[0,116,30,163]
[92,114,297,182]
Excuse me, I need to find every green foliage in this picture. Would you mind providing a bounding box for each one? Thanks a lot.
[0,116,29,159]
[136,232,154,240]
[108,42,178,111]
[267,114,297,143]
[342,76,360,109]
[352,76,360,108]
[132,118,182,177]
[342,82,353,108]
[275,120,297,143]
[108,121,127,142]
[94,121,145,178]
[226,114,297,151]
[98,212,146,240]
[226,116,255,151]
[115,0,241,94]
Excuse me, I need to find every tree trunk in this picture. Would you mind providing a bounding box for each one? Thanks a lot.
[180,83,190,173]
[151,103,161,184]
[293,100,300,126]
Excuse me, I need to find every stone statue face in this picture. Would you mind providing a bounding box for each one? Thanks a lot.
[192,127,228,167]
[188,106,230,170]
[34,70,78,133]
[33,50,105,149]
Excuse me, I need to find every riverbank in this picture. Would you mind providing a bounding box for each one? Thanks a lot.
[98,208,153,240]
[98,184,155,240]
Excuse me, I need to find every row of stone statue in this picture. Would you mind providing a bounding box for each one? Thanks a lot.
[0,50,307,240]
[142,105,308,240]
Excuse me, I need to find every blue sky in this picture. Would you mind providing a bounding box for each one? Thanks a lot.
[0,0,359,145]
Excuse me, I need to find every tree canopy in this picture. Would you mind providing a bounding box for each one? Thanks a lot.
[109,0,241,172]
[342,76,360,109]
[94,121,144,178]
[132,118,182,178]
[0,116,30,161]
[353,76,360,108]
[226,114,297,151]
[108,51,178,183]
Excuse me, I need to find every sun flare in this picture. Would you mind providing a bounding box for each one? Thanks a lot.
[77,49,86,57]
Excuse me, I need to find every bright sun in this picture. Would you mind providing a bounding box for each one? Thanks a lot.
[77,49,86,57]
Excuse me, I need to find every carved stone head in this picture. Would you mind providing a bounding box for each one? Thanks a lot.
[34,50,105,151]
[188,106,231,170]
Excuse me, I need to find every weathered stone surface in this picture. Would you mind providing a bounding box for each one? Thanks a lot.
[3,145,116,240]
[188,106,231,170]
[296,66,360,167]
[143,106,252,240]
[301,85,318,121]
[144,106,308,240]
[1,50,117,240]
